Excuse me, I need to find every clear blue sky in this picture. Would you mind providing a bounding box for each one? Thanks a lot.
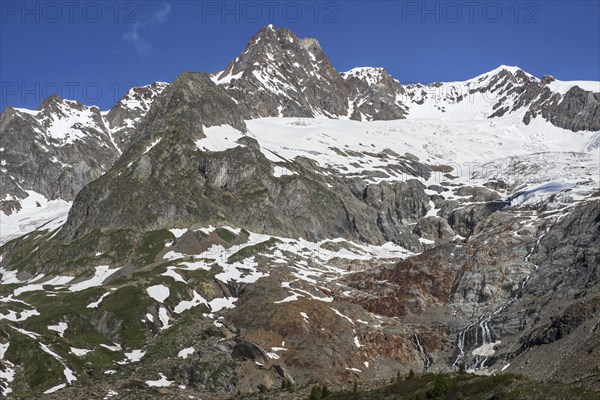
[1,1,599,111]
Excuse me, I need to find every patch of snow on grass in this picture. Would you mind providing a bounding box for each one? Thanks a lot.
[100,343,122,352]
[145,373,173,387]
[158,307,171,330]
[147,284,170,302]
[169,228,187,238]
[178,347,195,359]
[208,297,237,313]
[70,347,92,356]
[47,322,68,338]
[87,292,110,308]
[69,266,120,292]
[164,251,185,260]
[118,349,146,364]
[174,291,208,314]
[43,383,67,394]
[161,267,187,283]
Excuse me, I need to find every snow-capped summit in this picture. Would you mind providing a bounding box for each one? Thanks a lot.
[211,25,349,119]
[342,67,391,85]
[402,64,599,129]
[211,26,408,120]
[470,65,536,81]
[342,67,408,120]
[5,94,111,149]
[104,81,169,150]
[0,96,118,216]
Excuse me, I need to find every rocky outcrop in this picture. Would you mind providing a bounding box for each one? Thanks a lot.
[413,216,455,242]
[544,87,600,132]
[450,199,600,385]
[342,243,463,317]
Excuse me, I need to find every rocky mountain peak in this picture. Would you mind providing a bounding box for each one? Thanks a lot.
[36,94,91,119]
[37,93,69,110]
[211,25,411,120]
[140,71,246,137]
[468,65,538,90]
[215,25,300,79]
[0,95,119,209]
[343,67,389,82]
[211,25,348,118]
[105,82,169,150]
[108,82,168,119]
[541,75,556,85]
[342,67,407,120]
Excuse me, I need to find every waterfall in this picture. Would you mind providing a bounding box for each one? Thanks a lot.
[453,226,550,371]
[412,331,432,372]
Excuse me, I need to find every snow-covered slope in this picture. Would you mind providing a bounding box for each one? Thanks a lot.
[403,66,600,131]
[0,191,70,245]
[3,108,597,244]
[197,111,598,207]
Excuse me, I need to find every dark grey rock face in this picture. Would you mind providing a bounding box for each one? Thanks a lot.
[543,87,600,132]
[447,202,505,238]
[413,216,455,241]
[484,70,600,131]
[483,200,600,384]
[59,72,248,240]
[420,198,599,385]
[342,68,408,121]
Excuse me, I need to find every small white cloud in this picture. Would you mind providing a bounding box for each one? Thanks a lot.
[153,3,171,24]
[124,3,171,56]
